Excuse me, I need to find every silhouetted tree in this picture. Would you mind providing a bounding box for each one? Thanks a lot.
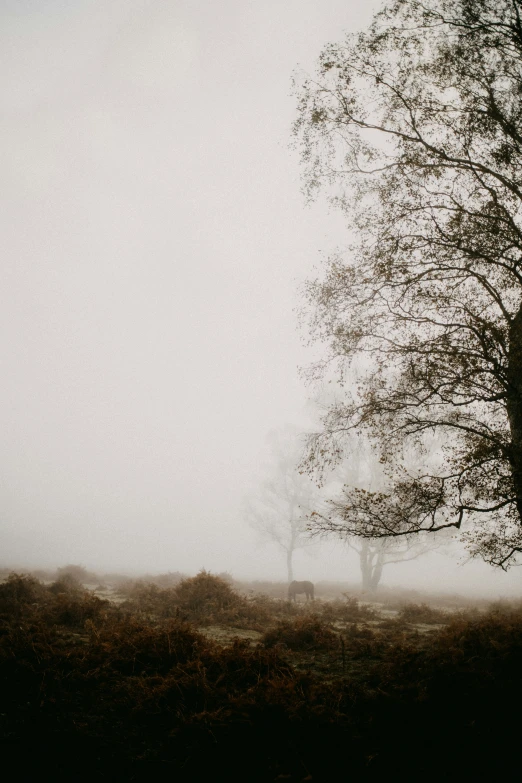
[244,427,324,582]
[347,536,444,592]
[294,0,522,567]
[310,427,450,589]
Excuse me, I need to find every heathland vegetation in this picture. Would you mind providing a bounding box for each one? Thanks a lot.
[1,568,521,780]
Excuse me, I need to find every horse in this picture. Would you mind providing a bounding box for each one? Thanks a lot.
[288,580,315,601]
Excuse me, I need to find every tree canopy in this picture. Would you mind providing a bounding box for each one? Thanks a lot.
[293,0,522,567]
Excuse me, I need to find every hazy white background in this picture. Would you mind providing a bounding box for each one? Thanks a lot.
[1,0,520,594]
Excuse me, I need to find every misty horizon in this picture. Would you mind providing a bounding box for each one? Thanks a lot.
[1,0,521,598]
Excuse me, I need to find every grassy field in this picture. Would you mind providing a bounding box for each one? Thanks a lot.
[1,568,521,781]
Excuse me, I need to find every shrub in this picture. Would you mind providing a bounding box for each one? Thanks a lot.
[398,603,449,625]
[120,571,270,629]
[174,571,238,614]
[173,572,269,628]
[261,616,339,651]
[120,582,180,618]
[48,573,84,595]
[86,616,210,674]
[0,573,49,616]
[318,595,375,624]
[435,611,522,663]
[0,572,111,630]
[246,593,302,619]
[487,599,522,616]
[47,592,109,627]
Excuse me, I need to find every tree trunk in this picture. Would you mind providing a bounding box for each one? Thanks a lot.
[369,552,384,592]
[361,571,372,591]
[286,549,294,583]
[359,540,377,591]
[360,540,370,590]
[359,540,385,592]
[507,306,522,523]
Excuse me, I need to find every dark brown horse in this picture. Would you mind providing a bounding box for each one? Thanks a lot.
[288,580,314,601]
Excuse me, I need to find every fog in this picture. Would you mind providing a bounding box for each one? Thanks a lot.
[1,0,520,597]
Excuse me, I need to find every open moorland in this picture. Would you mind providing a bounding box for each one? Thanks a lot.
[1,568,522,781]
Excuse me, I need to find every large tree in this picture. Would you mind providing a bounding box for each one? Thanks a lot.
[293,0,522,567]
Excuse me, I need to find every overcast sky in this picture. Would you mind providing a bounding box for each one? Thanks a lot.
[1,0,520,595]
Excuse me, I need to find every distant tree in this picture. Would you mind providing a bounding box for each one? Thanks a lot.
[293,0,522,568]
[244,428,325,582]
[346,530,448,592]
[312,427,449,590]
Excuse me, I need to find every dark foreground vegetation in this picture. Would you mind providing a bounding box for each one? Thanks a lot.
[1,570,522,780]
